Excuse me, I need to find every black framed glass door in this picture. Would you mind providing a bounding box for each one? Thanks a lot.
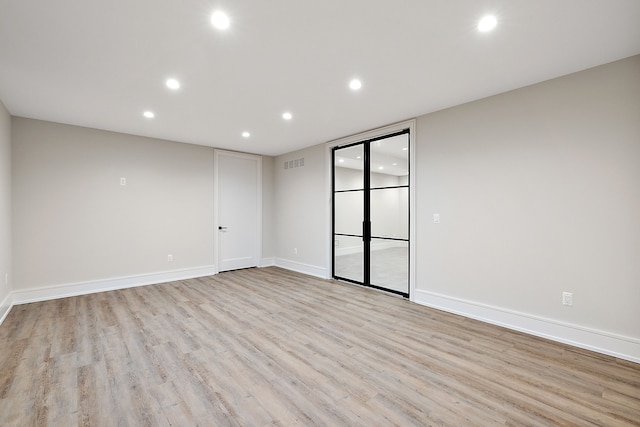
[332,129,410,297]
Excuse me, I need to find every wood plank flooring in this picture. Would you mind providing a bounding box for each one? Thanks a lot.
[0,267,638,426]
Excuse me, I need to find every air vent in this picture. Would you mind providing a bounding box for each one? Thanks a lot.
[284,157,305,170]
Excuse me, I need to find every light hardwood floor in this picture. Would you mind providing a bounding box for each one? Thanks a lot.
[1,267,638,426]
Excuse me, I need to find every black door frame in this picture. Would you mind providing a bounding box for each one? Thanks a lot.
[331,128,410,297]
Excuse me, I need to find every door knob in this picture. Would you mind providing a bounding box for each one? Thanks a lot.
[218,226,227,230]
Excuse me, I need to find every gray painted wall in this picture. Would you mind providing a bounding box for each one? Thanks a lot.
[12,118,216,290]
[415,55,640,338]
[273,55,640,346]
[274,144,328,273]
[261,155,275,260]
[0,99,11,313]
[11,119,276,292]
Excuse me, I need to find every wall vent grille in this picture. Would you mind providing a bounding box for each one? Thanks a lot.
[284,158,305,170]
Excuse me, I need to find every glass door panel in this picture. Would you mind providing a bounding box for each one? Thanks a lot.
[333,144,364,284]
[370,187,408,240]
[370,239,408,293]
[334,191,363,235]
[369,132,410,295]
[334,145,364,191]
[369,133,409,179]
[333,235,364,283]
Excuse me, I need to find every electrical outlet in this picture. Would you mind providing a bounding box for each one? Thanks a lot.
[562,292,573,306]
[433,213,440,224]
[167,254,173,262]
[120,177,126,186]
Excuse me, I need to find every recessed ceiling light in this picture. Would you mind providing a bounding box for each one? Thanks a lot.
[356,156,362,159]
[478,15,497,32]
[143,111,155,118]
[402,147,408,151]
[338,158,345,163]
[282,112,293,120]
[349,79,362,91]
[392,163,398,166]
[166,78,180,90]
[211,11,230,30]
[242,131,250,138]
[378,166,384,170]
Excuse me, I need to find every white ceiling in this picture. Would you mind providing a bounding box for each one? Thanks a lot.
[1,1,639,156]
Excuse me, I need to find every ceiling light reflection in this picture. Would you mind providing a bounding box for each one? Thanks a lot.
[211,11,230,30]
[478,15,497,32]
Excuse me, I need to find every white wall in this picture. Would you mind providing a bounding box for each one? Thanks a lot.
[12,118,216,296]
[0,99,11,321]
[273,55,640,361]
[274,144,328,277]
[10,118,275,301]
[261,155,275,262]
[415,55,640,343]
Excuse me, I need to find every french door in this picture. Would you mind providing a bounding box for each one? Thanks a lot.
[332,129,410,297]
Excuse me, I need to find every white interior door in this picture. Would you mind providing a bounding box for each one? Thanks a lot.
[214,150,262,272]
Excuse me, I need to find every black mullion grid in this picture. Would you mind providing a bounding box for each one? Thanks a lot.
[332,127,410,297]
[336,233,407,243]
[363,142,371,287]
[334,189,365,194]
[331,145,336,278]
[369,185,409,191]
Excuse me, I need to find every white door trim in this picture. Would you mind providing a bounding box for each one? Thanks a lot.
[213,150,263,274]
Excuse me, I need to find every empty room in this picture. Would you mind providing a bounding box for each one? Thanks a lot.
[1,1,639,425]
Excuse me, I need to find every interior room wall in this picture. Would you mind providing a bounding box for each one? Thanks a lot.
[11,118,216,297]
[261,155,275,263]
[415,55,640,355]
[274,143,328,277]
[0,99,11,320]
[272,55,639,360]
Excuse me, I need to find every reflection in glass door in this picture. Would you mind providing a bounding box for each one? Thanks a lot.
[332,130,409,297]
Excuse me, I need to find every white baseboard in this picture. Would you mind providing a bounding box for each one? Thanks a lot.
[260,257,276,267]
[5,266,637,364]
[274,258,328,279]
[413,289,640,364]
[12,265,217,305]
[0,292,12,325]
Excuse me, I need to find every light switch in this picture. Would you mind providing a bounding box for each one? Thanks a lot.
[120,177,126,186]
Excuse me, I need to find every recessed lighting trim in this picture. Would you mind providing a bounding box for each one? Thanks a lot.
[166,78,180,90]
[282,112,293,120]
[211,11,230,30]
[478,15,497,32]
[242,131,250,138]
[143,111,155,118]
[378,166,384,170]
[349,78,362,91]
